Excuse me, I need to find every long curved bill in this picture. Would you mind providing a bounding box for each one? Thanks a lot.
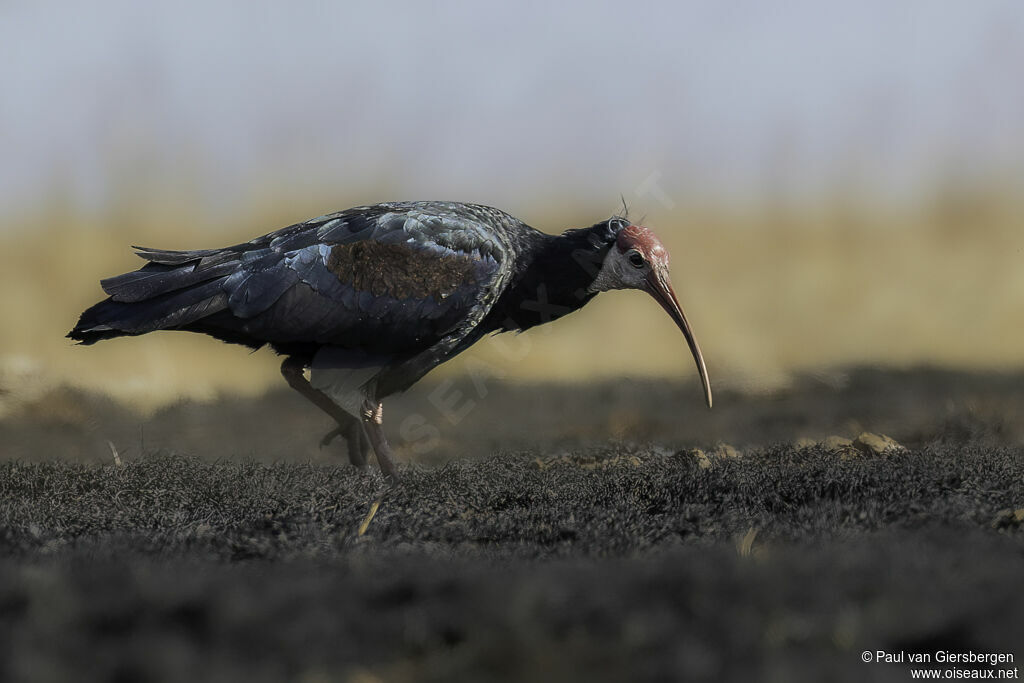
[645,269,713,408]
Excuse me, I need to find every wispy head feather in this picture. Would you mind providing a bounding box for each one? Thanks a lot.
[616,194,630,221]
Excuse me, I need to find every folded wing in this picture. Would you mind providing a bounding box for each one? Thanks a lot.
[70,202,516,365]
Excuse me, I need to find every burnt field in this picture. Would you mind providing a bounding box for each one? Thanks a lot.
[1,367,1023,682]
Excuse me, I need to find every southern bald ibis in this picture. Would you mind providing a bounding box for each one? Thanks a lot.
[69,201,711,478]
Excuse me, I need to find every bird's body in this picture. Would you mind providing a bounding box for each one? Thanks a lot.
[70,201,711,478]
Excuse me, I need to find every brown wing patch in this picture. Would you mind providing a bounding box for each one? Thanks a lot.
[327,241,482,301]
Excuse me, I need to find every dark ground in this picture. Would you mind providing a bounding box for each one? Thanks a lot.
[1,367,1022,682]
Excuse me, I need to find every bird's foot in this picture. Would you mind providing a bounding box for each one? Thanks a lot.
[319,426,344,449]
[383,467,402,486]
[319,423,370,468]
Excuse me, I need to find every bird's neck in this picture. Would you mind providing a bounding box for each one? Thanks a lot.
[486,222,618,333]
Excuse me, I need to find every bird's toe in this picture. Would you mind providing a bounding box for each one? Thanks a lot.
[319,426,345,449]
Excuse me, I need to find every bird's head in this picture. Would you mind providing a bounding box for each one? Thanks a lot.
[587,219,712,408]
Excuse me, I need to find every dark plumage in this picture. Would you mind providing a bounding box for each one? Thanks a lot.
[70,201,710,478]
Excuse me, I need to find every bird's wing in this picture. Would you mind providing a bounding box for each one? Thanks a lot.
[110,202,518,361]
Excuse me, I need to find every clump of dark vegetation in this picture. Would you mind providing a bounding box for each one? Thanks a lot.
[0,368,1022,682]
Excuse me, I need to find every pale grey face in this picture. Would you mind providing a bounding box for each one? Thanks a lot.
[587,223,670,293]
[587,241,660,293]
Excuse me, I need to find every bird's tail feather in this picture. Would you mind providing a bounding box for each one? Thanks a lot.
[69,252,234,344]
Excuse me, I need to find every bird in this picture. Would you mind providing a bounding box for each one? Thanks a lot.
[69,201,712,479]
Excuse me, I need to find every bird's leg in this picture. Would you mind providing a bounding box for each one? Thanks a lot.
[360,399,400,482]
[280,357,369,467]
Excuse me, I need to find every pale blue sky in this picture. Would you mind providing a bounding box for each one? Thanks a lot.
[3,1,1023,220]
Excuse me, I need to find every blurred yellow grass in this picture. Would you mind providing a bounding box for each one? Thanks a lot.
[2,187,1022,412]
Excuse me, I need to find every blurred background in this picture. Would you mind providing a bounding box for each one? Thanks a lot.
[2,0,1023,412]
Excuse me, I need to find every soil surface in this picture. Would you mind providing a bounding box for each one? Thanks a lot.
[1,367,1022,682]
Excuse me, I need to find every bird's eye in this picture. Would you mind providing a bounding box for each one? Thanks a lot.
[608,217,628,231]
[627,250,646,268]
